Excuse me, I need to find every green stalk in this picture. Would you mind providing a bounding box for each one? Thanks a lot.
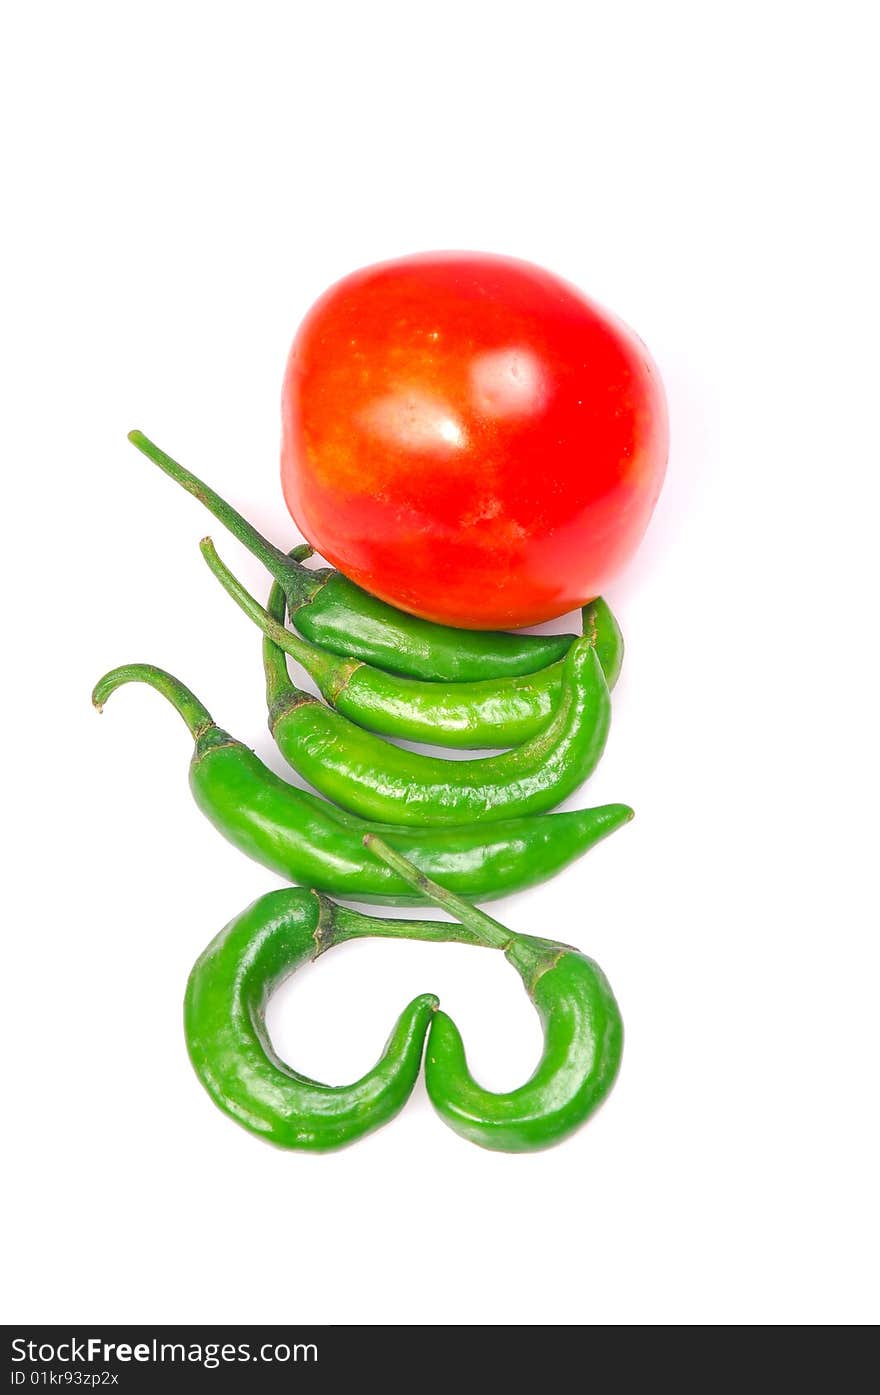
[128,430,324,607]
[200,537,358,698]
[92,663,214,738]
[363,836,512,950]
[327,903,488,950]
[262,547,314,706]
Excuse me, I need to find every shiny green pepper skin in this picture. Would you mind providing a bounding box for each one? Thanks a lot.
[204,538,624,750]
[185,885,622,1153]
[426,936,623,1152]
[318,595,621,748]
[364,837,624,1154]
[92,664,634,904]
[264,636,611,826]
[185,888,441,1150]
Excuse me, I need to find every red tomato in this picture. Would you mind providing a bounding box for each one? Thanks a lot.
[281,252,668,629]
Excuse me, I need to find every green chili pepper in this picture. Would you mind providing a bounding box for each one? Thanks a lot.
[92,663,633,904]
[129,430,575,680]
[203,537,622,750]
[190,540,612,826]
[186,887,456,1149]
[365,836,624,1153]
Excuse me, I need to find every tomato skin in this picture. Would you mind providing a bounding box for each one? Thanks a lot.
[281,252,668,629]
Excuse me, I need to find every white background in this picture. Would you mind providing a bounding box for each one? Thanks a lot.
[2,1,877,1327]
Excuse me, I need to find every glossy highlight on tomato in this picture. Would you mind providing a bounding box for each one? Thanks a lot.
[281,252,668,629]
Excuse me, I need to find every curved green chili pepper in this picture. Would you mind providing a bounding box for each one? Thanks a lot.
[365,836,624,1153]
[266,628,609,826]
[188,543,611,826]
[92,664,634,904]
[129,430,575,680]
[187,887,451,1149]
[204,538,622,749]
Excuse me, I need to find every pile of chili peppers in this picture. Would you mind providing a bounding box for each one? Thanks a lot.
[93,432,631,1152]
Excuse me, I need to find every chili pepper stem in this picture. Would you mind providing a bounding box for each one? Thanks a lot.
[363,836,512,950]
[285,543,315,565]
[128,430,324,608]
[326,901,489,951]
[91,663,214,738]
[263,547,317,706]
[200,537,355,696]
